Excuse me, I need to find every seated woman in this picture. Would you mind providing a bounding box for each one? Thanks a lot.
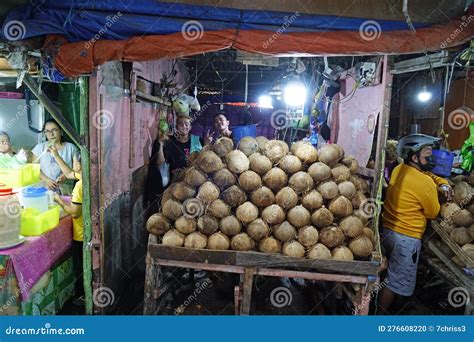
[0,131,14,156]
[32,119,79,195]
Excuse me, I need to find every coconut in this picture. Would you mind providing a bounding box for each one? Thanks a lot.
[171,182,196,201]
[188,152,200,164]
[175,216,197,234]
[255,136,269,151]
[262,204,286,225]
[351,191,367,209]
[451,175,468,185]
[273,221,297,242]
[319,226,345,248]
[226,150,250,174]
[231,233,255,251]
[350,175,369,193]
[298,225,319,246]
[162,198,183,220]
[292,141,318,164]
[468,203,474,215]
[207,199,231,218]
[213,137,234,157]
[238,137,259,156]
[213,168,237,189]
[197,181,220,203]
[250,186,275,207]
[236,201,259,223]
[196,150,224,173]
[454,182,473,206]
[317,181,339,200]
[263,140,289,164]
[275,187,298,209]
[440,221,456,234]
[308,162,332,182]
[278,155,302,174]
[339,215,364,238]
[353,209,370,225]
[263,167,288,190]
[362,227,375,244]
[440,202,461,219]
[318,144,343,166]
[288,172,314,194]
[311,207,334,228]
[161,186,174,206]
[162,229,185,247]
[146,213,171,235]
[349,236,373,258]
[329,196,353,218]
[197,215,219,235]
[282,240,305,258]
[331,246,354,261]
[338,181,356,199]
[249,153,273,175]
[238,170,262,192]
[184,232,207,249]
[308,243,332,260]
[221,185,247,207]
[183,166,207,187]
[452,209,473,227]
[287,205,311,228]
[247,218,270,241]
[208,232,231,250]
[301,190,324,210]
[450,227,471,245]
[469,224,474,239]
[259,236,281,253]
[220,215,242,236]
[461,244,474,259]
[342,156,359,174]
[331,164,351,183]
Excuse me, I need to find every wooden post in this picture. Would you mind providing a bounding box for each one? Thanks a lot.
[240,267,255,315]
[144,253,158,315]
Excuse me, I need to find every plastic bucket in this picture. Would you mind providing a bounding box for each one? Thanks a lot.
[20,187,49,213]
[231,124,257,145]
[431,149,455,177]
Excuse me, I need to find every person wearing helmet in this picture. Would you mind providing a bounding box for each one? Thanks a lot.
[378,134,453,313]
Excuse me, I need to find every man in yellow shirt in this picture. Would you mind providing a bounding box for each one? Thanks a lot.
[379,134,453,313]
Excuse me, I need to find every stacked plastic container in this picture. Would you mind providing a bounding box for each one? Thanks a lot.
[0,187,21,248]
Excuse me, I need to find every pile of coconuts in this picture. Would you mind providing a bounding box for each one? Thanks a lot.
[437,176,474,265]
[147,136,376,261]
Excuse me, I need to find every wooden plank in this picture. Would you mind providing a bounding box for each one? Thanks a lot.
[240,267,255,315]
[256,268,368,284]
[431,221,474,268]
[143,254,158,315]
[136,91,172,106]
[148,244,238,265]
[357,167,376,178]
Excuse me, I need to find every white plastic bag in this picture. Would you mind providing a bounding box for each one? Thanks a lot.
[159,162,170,188]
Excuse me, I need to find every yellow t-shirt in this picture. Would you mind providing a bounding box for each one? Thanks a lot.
[71,179,83,242]
[382,163,447,239]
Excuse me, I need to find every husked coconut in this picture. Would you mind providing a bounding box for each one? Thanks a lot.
[440,220,456,234]
[259,236,281,253]
[220,215,242,236]
[469,173,474,186]
[292,141,318,164]
[279,155,302,174]
[273,221,297,242]
[171,182,196,201]
[247,218,270,241]
[184,232,207,249]
[197,215,219,235]
[197,181,220,203]
[182,198,205,218]
[469,224,474,238]
[298,225,319,246]
[262,204,286,225]
[188,152,199,164]
[249,153,273,175]
[461,244,474,259]
[311,207,334,228]
[263,167,288,190]
[146,213,171,235]
[213,137,234,157]
[317,181,339,200]
[454,182,473,205]
[338,181,357,199]
[452,209,473,227]
[301,190,324,210]
[318,144,343,166]
[353,209,370,225]
[349,236,374,258]
[308,243,332,260]
[440,202,461,219]
[468,203,474,215]
[264,140,289,164]
[207,199,231,218]
[329,196,353,218]
[255,136,269,151]
[175,216,197,234]
[238,137,259,156]
[362,227,375,244]
[231,233,255,251]
[162,230,185,247]
[282,240,305,258]
[450,227,471,245]
[226,150,250,174]
[213,168,237,189]
[319,226,345,248]
[250,186,275,207]
[331,246,354,261]
[184,167,207,187]
[161,185,174,206]
[238,170,262,191]
[287,205,311,228]
[350,175,369,193]
[288,172,314,194]
[162,198,183,220]
[208,232,230,250]
[221,185,247,207]
[342,156,359,174]
[196,150,224,173]
[236,201,259,223]
[339,216,364,238]
[351,191,367,209]
[275,187,298,209]
[331,164,351,183]
[308,162,331,182]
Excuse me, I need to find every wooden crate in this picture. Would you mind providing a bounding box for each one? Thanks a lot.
[431,221,474,268]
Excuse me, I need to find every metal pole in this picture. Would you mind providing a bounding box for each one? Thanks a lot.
[244,64,248,103]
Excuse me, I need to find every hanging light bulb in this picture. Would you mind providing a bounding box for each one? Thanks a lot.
[417,86,432,103]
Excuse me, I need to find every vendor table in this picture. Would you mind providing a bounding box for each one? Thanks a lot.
[0,216,75,315]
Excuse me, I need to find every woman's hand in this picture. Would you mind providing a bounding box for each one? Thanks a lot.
[48,145,59,157]
[44,178,58,191]
[438,184,454,202]
[56,174,67,183]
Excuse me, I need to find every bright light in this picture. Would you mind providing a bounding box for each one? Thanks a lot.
[284,82,307,106]
[417,87,432,103]
[258,95,273,108]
